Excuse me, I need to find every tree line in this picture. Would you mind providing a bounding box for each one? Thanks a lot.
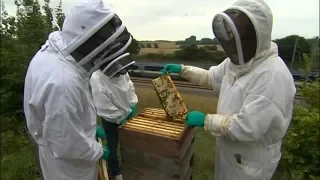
[176,35,220,45]
[138,34,319,68]
[177,35,319,63]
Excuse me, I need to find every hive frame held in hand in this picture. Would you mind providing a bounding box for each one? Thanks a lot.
[152,73,188,122]
[98,137,109,180]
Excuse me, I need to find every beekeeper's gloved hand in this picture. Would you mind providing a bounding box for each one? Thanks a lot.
[120,118,127,125]
[185,111,206,127]
[101,145,110,160]
[160,64,182,75]
[126,106,137,120]
[96,125,106,139]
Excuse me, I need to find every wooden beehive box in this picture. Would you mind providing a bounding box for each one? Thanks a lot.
[152,74,188,120]
[119,108,194,180]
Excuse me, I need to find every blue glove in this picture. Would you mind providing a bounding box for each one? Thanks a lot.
[96,125,106,139]
[126,106,137,120]
[160,64,182,75]
[101,145,110,160]
[185,111,206,127]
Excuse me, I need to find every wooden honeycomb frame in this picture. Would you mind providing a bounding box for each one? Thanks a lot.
[98,137,109,180]
[139,108,184,124]
[122,108,186,140]
[152,74,188,121]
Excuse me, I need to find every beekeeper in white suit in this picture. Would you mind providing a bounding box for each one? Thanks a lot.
[161,0,296,179]
[23,0,134,179]
[90,54,138,180]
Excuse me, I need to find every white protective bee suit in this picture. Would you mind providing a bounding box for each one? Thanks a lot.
[23,0,134,179]
[179,0,296,179]
[90,70,138,125]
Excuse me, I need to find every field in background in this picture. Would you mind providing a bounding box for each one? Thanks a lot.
[139,41,179,55]
[138,41,223,56]
[139,48,179,55]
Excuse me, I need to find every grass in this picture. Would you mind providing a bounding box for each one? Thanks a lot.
[134,86,218,112]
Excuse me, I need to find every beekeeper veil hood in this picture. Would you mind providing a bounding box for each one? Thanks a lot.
[100,52,135,77]
[212,0,273,65]
[57,0,134,77]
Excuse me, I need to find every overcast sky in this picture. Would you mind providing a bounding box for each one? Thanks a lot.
[2,0,319,41]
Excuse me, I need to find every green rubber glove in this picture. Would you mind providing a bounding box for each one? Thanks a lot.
[160,64,182,75]
[101,145,110,160]
[185,111,206,127]
[96,125,106,139]
[120,118,127,125]
[126,106,137,120]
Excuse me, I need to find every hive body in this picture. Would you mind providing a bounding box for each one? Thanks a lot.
[119,108,194,180]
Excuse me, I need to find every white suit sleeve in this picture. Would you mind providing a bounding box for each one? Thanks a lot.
[179,65,212,88]
[125,74,138,107]
[91,87,124,123]
[43,83,103,161]
[204,94,281,141]
[179,59,228,94]
[207,59,228,95]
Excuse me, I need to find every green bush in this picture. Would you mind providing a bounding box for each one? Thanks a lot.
[1,126,41,180]
[140,43,145,48]
[127,38,141,55]
[280,55,320,180]
[174,44,226,63]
